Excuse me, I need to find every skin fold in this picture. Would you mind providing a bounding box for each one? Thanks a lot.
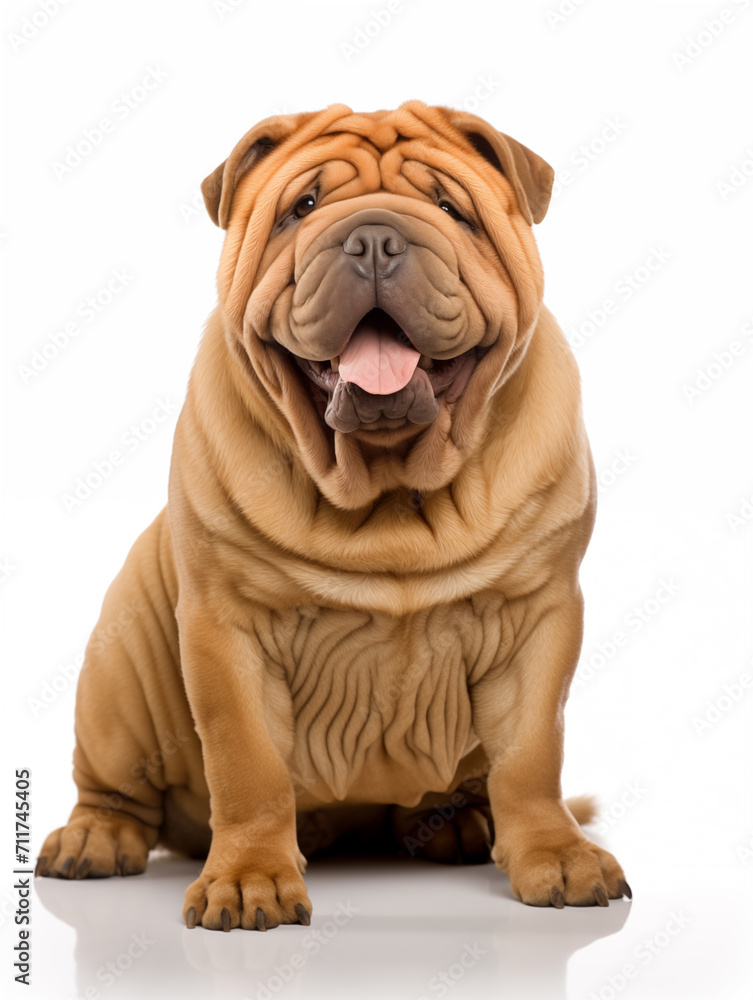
[36,100,629,930]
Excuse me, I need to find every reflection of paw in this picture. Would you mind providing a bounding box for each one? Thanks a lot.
[502,837,631,908]
[183,852,312,931]
[36,807,151,879]
[398,806,493,865]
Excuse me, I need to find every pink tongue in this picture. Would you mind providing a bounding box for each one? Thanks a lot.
[339,316,420,394]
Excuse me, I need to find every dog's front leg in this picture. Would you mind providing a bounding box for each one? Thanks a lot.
[177,604,310,931]
[471,583,631,908]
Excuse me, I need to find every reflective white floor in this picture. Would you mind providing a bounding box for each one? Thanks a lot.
[27,853,751,1000]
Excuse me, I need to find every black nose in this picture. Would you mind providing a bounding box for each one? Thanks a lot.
[343,224,407,277]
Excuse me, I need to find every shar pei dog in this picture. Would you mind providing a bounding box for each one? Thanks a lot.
[37,100,630,930]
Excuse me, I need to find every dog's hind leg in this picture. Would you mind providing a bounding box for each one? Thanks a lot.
[36,510,203,880]
[389,747,494,864]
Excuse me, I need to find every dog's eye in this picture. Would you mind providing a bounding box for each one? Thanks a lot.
[293,194,317,219]
[439,201,469,226]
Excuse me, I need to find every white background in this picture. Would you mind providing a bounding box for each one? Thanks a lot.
[1,1,752,998]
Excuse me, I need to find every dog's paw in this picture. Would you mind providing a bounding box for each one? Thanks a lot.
[398,805,493,865]
[502,836,631,907]
[36,807,152,879]
[183,853,312,931]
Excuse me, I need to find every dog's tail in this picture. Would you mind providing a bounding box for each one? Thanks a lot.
[565,794,598,826]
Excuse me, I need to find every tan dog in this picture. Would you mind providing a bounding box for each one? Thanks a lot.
[37,100,630,930]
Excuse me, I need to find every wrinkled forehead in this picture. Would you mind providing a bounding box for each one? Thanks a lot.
[263,136,485,212]
[317,104,469,162]
[232,107,510,220]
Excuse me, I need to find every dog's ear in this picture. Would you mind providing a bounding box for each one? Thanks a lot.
[445,110,554,225]
[202,113,306,229]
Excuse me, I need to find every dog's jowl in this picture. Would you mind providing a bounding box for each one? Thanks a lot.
[37,101,630,930]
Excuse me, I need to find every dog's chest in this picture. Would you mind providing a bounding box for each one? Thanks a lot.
[265,595,506,806]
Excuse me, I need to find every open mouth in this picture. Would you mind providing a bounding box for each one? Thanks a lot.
[291,308,479,432]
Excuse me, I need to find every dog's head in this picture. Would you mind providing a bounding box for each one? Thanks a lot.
[202,101,553,509]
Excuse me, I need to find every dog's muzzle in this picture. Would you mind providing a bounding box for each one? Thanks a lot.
[291,219,479,433]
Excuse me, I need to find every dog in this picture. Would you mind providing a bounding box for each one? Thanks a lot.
[37,100,630,930]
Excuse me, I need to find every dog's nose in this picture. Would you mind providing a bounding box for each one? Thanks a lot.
[343,224,407,277]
